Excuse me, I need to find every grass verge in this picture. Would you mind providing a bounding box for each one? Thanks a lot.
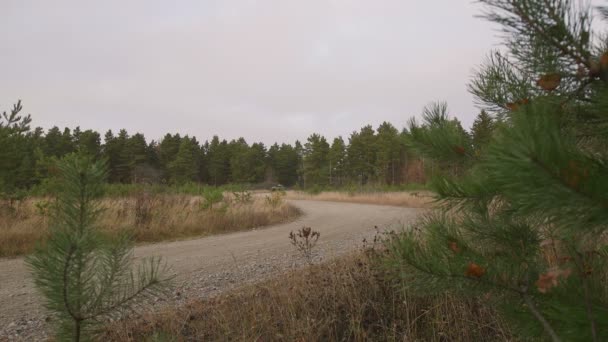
[0,194,300,258]
[285,190,434,208]
[102,250,511,341]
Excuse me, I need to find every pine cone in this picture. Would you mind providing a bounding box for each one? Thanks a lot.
[537,73,561,91]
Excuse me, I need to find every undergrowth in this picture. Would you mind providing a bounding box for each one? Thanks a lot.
[102,244,511,341]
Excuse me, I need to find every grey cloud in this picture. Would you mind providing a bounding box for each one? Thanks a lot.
[1,0,497,144]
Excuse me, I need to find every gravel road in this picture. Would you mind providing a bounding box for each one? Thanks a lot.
[0,200,420,341]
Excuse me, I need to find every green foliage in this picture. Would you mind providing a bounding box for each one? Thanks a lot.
[201,187,224,210]
[0,100,34,196]
[303,133,330,186]
[375,122,404,185]
[470,110,495,153]
[229,139,267,184]
[391,1,608,341]
[3,104,429,195]
[206,136,231,185]
[169,137,200,184]
[328,136,347,186]
[347,125,378,183]
[305,184,325,195]
[26,153,171,341]
[268,143,299,186]
[406,102,473,177]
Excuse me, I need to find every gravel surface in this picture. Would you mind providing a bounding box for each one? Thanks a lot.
[0,200,420,341]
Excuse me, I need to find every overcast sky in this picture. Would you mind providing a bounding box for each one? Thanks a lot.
[1,0,499,145]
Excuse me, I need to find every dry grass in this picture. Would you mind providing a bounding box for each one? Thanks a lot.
[0,194,301,258]
[285,190,434,208]
[102,252,511,342]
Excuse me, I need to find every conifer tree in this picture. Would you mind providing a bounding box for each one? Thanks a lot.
[347,125,377,184]
[294,140,305,186]
[0,100,32,196]
[102,130,131,183]
[471,110,495,153]
[249,142,268,182]
[329,137,347,186]
[158,133,181,182]
[274,143,299,186]
[169,137,200,184]
[207,136,231,185]
[390,1,608,341]
[26,153,171,341]
[229,138,252,183]
[376,122,401,184]
[303,133,330,186]
[74,129,102,159]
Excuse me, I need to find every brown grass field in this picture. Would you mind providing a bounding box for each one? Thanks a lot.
[0,193,300,258]
[103,251,510,341]
[285,190,434,208]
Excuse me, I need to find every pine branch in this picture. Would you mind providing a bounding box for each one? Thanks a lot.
[530,156,608,211]
[566,243,599,342]
[62,245,80,322]
[521,291,561,342]
[515,2,588,68]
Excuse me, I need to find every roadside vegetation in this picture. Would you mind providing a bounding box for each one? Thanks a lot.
[0,190,299,258]
[285,190,433,208]
[102,248,511,342]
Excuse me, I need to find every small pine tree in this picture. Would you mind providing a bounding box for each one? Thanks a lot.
[26,153,171,341]
[390,1,608,341]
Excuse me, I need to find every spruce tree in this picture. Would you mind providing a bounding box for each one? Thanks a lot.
[390,1,608,341]
[26,154,171,341]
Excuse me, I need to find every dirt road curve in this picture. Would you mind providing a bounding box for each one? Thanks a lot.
[0,200,420,340]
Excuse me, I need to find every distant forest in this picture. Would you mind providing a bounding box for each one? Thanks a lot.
[0,101,494,194]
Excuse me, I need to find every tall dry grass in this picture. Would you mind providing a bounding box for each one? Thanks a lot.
[285,190,434,208]
[0,194,301,258]
[102,252,511,341]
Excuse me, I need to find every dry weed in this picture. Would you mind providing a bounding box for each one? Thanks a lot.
[285,190,434,208]
[102,253,511,342]
[0,195,301,258]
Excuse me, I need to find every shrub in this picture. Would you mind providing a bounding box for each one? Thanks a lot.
[201,187,224,210]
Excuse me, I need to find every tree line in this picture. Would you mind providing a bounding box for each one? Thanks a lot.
[0,101,495,195]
